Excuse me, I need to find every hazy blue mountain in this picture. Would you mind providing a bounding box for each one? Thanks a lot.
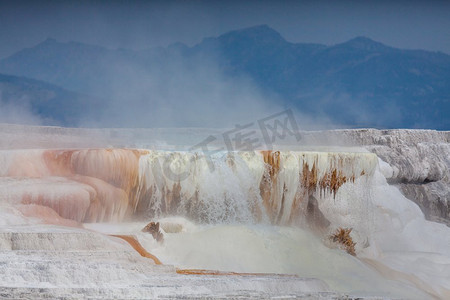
[189,26,450,129]
[0,25,449,129]
[0,38,140,97]
[0,73,102,126]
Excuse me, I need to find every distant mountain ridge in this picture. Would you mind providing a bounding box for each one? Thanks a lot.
[0,25,449,129]
[0,73,102,126]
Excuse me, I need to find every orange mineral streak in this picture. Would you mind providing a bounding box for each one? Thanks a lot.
[320,169,348,197]
[259,151,309,224]
[70,149,141,206]
[260,150,281,177]
[111,234,162,265]
[72,175,129,222]
[111,235,299,278]
[330,227,356,256]
[40,149,143,222]
[259,151,281,223]
[8,148,370,226]
[110,234,297,278]
[258,151,360,225]
[302,161,318,192]
[175,269,298,277]
[43,150,75,176]
[301,161,349,197]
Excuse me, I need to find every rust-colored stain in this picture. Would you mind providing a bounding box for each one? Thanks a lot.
[259,150,282,223]
[329,227,356,256]
[302,162,350,198]
[16,148,369,226]
[175,269,298,277]
[43,150,75,176]
[111,235,298,278]
[109,234,300,278]
[260,150,281,177]
[257,151,365,225]
[111,234,162,265]
[40,149,144,222]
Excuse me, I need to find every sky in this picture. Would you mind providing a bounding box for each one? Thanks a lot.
[1,0,450,59]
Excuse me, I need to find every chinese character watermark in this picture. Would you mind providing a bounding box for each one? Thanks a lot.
[258,110,302,149]
[223,122,261,151]
[180,109,302,174]
[153,109,302,180]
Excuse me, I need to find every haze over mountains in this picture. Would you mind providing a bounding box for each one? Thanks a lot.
[0,73,102,126]
[0,25,449,129]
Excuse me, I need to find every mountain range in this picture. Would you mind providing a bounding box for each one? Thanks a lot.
[0,25,449,129]
[0,73,101,126]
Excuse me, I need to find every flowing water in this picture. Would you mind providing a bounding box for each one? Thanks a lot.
[1,148,449,299]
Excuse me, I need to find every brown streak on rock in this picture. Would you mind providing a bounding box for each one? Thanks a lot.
[175,269,298,277]
[111,234,162,265]
[259,151,281,223]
